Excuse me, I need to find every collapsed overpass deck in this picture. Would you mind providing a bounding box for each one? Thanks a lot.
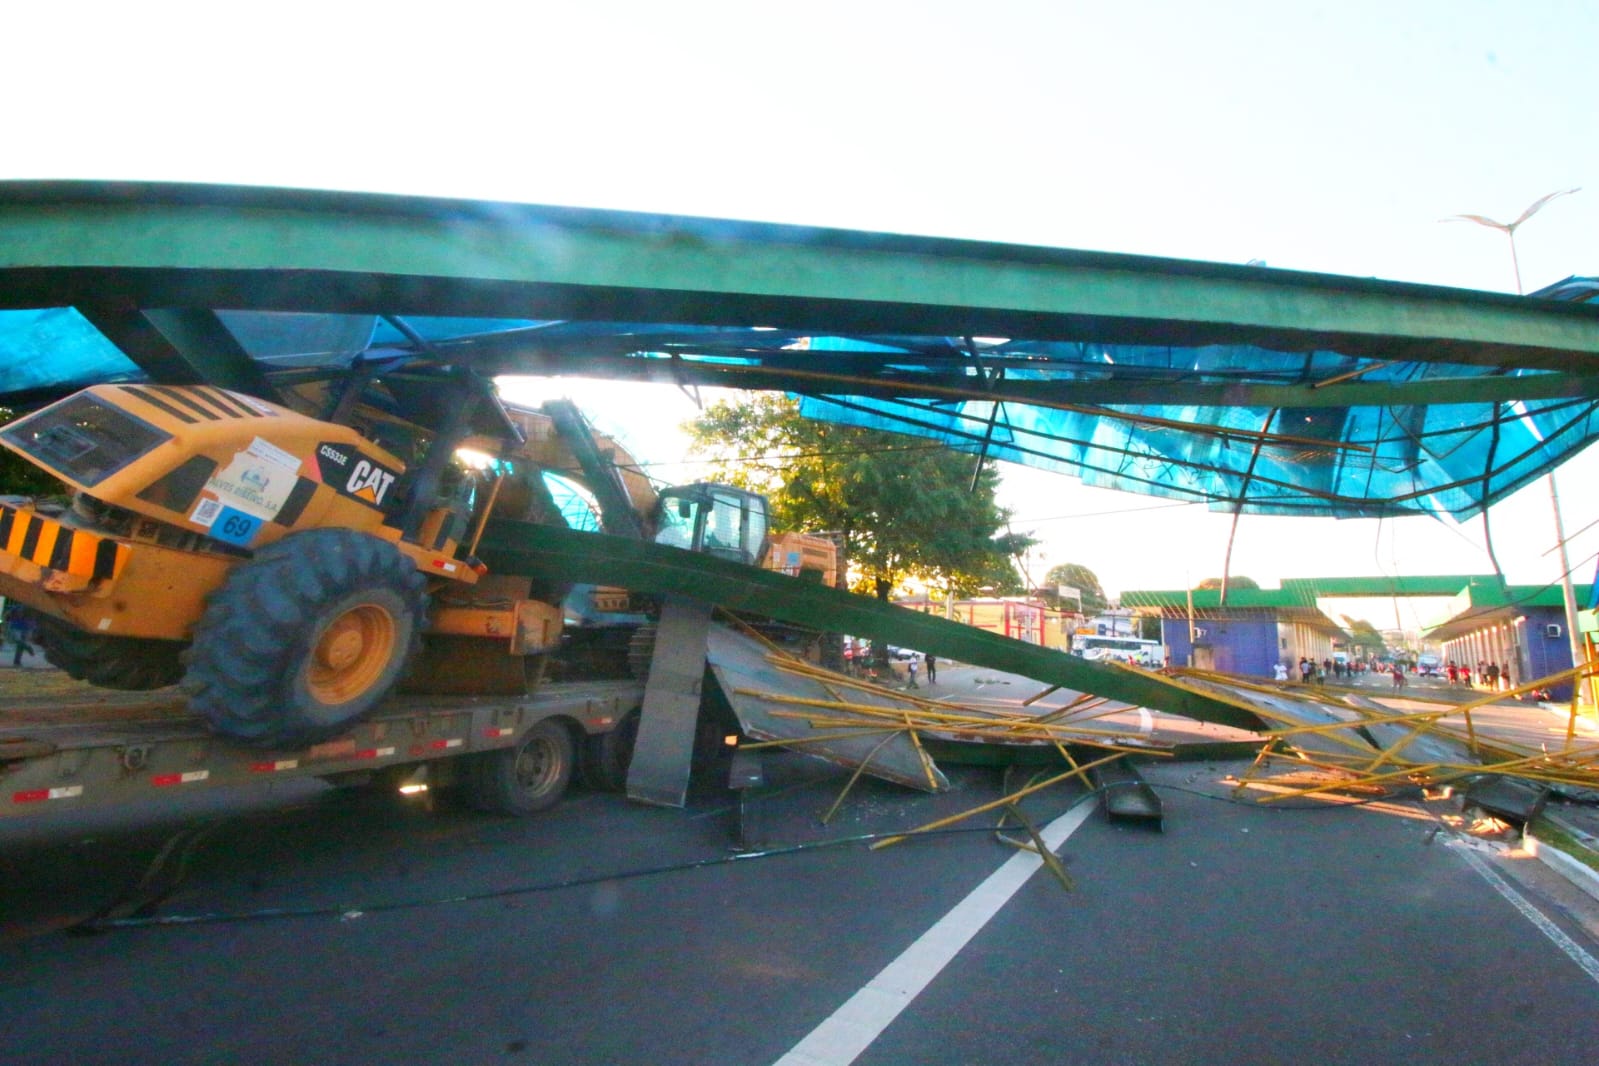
[476,520,1268,734]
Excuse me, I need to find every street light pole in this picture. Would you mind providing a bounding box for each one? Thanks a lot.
[1443,188,1585,702]
[1440,187,1578,292]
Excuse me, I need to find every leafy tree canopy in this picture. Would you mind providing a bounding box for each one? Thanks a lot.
[687,394,1032,598]
[1042,562,1108,615]
[1340,615,1388,656]
[1196,575,1260,591]
[0,409,64,496]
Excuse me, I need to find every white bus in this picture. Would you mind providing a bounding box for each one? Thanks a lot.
[1072,635,1165,666]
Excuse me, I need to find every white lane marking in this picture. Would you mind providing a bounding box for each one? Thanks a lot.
[1137,708,1154,734]
[773,802,1096,1066]
[1454,843,1599,986]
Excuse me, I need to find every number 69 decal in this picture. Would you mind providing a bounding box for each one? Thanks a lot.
[209,506,264,547]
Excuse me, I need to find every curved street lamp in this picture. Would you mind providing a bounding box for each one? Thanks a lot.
[1440,187,1579,294]
[1442,188,1587,703]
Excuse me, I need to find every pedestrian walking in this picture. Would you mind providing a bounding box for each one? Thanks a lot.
[1391,663,1405,690]
[924,653,936,684]
[6,606,35,667]
[905,656,919,689]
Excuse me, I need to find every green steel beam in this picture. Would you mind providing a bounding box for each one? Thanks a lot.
[477,521,1266,733]
[1,182,1597,375]
[76,304,280,398]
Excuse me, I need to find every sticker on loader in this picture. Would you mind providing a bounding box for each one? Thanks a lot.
[314,442,399,509]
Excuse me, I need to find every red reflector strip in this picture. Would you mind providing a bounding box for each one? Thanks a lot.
[484,727,515,738]
[353,747,397,760]
[410,737,465,755]
[151,770,209,787]
[249,759,300,773]
[12,784,84,804]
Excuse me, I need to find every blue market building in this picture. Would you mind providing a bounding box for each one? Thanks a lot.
[1119,582,1353,677]
[1121,575,1591,693]
[1423,578,1594,701]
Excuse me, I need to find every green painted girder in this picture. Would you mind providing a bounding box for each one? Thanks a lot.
[1,181,1597,375]
[403,330,1599,410]
[476,520,1267,733]
[75,305,280,399]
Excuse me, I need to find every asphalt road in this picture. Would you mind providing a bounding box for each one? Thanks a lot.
[7,667,1599,1064]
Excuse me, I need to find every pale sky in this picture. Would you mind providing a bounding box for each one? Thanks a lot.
[7,1,1597,602]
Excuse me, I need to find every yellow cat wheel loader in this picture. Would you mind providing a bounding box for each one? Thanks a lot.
[0,368,788,751]
[0,370,522,745]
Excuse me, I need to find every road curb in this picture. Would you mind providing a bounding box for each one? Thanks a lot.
[1538,703,1599,737]
[1524,828,1599,904]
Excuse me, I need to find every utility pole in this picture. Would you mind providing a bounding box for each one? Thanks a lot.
[1549,474,1589,703]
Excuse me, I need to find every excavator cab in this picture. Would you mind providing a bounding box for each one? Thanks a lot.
[653,483,769,567]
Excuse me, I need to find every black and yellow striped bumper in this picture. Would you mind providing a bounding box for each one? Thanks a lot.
[0,504,129,589]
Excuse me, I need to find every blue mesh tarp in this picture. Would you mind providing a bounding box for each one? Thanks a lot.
[0,308,142,391]
[1,281,1596,523]
[796,369,1599,519]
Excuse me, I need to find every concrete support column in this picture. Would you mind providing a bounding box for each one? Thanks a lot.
[1496,626,1509,687]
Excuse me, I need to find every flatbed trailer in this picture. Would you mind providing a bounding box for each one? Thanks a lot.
[0,677,644,820]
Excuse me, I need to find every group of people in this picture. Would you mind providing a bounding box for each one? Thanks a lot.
[1289,656,1363,684]
[903,653,937,689]
[840,641,938,689]
[1443,660,1512,691]
[1278,652,1521,695]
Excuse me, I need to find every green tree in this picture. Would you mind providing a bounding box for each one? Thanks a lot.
[1196,575,1259,591]
[1340,616,1387,658]
[687,394,1032,600]
[1042,562,1108,614]
[0,409,63,495]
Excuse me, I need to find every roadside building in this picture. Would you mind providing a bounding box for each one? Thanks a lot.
[1422,578,1593,701]
[1120,585,1348,678]
[896,594,1076,650]
[1123,574,1594,691]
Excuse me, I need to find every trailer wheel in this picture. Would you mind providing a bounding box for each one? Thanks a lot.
[36,615,185,690]
[465,718,574,814]
[182,529,426,748]
[581,708,640,791]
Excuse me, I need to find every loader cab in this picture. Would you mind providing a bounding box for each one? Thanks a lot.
[653,483,769,567]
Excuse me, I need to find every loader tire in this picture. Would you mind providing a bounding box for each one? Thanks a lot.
[36,615,186,690]
[182,529,426,749]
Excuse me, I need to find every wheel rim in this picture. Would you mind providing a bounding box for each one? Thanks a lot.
[514,735,562,796]
[308,602,398,705]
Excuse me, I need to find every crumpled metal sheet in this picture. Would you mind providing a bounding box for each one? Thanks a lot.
[704,626,948,793]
